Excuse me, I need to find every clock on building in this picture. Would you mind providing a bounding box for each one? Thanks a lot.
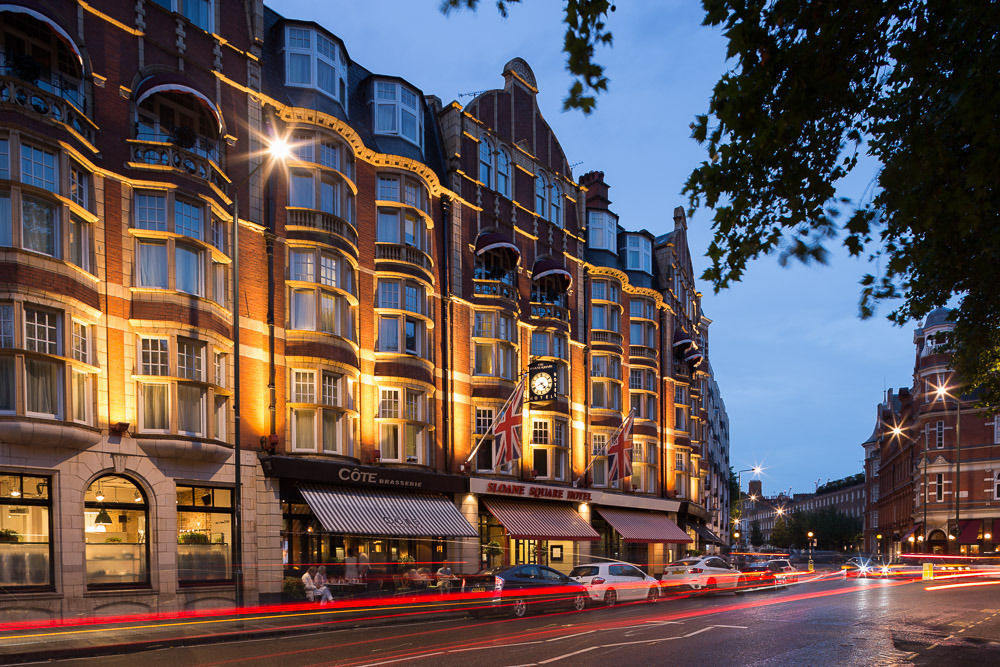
[528,360,557,402]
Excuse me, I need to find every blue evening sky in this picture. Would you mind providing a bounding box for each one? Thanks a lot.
[270,0,916,495]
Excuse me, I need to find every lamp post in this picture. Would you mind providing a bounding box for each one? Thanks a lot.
[935,383,961,555]
[231,134,290,608]
[807,530,815,572]
[735,466,763,548]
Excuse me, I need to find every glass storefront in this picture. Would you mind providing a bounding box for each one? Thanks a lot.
[84,475,148,587]
[0,473,51,588]
[177,485,233,583]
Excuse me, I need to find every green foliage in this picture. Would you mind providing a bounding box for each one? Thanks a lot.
[728,467,741,525]
[815,474,864,495]
[179,532,211,544]
[769,509,862,550]
[0,528,19,543]
[282,576,306,600]
[440,0,616,113]
[686,0,1000,409]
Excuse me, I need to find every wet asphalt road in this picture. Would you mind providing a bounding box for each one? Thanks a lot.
[57,575,1000,666]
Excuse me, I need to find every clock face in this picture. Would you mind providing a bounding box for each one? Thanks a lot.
[531,372,553,397]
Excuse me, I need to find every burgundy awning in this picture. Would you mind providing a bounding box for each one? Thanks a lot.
[0,5,83,67]
[957,519,980,544]
[595,507,691,544]
[484,498,598,541]
[134,74,224,133]
[475,232,520,257]
[672,332,694,349]
[531,258,573,287]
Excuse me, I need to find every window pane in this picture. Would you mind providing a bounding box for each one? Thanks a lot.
[377,210,399,243]
[378,316,398,351]
[85,503,147,586]
[401,110,417,141]
[138,242,168,288]
[317,60,336,95]
[533,448,548,478]
[287,53,311,84]
[0,504,50,586]
[290,173,314,208]
[177,509,232,581]
[175,246,203,295]
[291,290,316,330]
[376,104,396,132]
[322,410,340,452]
[0,357,14,411]
[142,383,168,430]
[178,384,205,434]
[380,424,399,460]
[0,194,11,246]
[293,409,315,450]
[174,200,203,239]
[20,145,57,192]
[290,249,315,282]
[73,370,90,423]
[21,198,58,257]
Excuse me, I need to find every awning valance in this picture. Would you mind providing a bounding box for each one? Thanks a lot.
[957,519,980,544]
[484,498,598,541]
[475,232,520,258]
[900,524,921,542]
[299,485,478,537]
[686,521,724,546]
[134,74,224,134]
[595,507,691,544]
[0,5,83,67]
[531,258,573,287]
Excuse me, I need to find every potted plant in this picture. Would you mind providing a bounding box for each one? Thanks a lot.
[105,536,123,543]
[0,529,20,543]
[179,532,210,544]
[482,540,503,567]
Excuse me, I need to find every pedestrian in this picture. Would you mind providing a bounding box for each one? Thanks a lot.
[314,565,333,605]
[345,547,359,580]
[301,566,319,602]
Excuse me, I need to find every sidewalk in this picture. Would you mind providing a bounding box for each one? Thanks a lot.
[0,592,476,664]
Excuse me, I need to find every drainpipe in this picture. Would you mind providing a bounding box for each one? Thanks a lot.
[265,174,277,439]
[582,268,591,485]
[440,195,452,472]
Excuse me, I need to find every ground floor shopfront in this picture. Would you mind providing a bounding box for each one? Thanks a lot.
[467,478,690,576]
[892,515,1000,557]
[0,430,272,622]
[266,457,479,595]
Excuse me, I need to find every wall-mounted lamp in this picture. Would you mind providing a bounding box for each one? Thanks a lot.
[111,422,130,436]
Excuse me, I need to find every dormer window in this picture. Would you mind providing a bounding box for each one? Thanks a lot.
[626,235,652,273]
[588,210,617,251]
[373,81,422,148]
[283,26,348,108]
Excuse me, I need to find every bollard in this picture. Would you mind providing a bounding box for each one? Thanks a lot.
[808,558,814,572]
[922,562,934,580]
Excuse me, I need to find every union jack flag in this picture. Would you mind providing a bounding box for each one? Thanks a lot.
[607,410,634,484]
[492,378,526,470]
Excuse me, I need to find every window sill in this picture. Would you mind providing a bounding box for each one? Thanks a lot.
[0,588,58,598]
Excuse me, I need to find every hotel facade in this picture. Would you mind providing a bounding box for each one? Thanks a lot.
[0,0,729,620]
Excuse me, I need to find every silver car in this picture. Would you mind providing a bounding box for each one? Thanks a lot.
[569,562,660,606]
[660,556,741,592]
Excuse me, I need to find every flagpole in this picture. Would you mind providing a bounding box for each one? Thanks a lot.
[464,372,527,466]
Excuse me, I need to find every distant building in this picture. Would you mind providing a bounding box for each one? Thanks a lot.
[864,308,1000,558]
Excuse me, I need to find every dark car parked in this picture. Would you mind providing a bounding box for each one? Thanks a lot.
[470,564,589,617]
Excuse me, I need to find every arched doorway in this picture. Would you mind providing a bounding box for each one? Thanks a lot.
[84,475,149,588]
[926,529,948,555]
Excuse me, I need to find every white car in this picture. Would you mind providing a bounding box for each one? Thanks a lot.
[660,556,741,592]
[569,562,661,606]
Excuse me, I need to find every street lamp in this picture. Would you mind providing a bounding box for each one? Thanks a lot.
[231,133,290,608]
[734,466,763,548]
[934,382,962,555]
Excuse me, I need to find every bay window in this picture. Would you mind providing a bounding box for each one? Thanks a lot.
[631,441,657,493]
[591,354,621,411]
[473,310,517,380]
[588,210,617,251]
[625,235,652,273]
[377,387,430,464]
[283,26,348,105]
[373,81,423,148]
[287,246,357,341]
[290,369,354,455]
[591,434,608,487]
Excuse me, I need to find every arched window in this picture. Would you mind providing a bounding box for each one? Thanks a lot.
[497,149,511,198]
[535,173,547,218]
[85,475,148,588]
[479,137,493,187]
[549,181,562,226]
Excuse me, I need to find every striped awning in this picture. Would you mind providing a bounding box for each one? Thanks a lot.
[299,485,478,538]
[686,521,724,546]
[595,507,692,544]
[484,499,599,541]
[957,519,980,544]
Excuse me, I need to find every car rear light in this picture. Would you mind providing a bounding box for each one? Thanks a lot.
[591,577,605,585]
[688,567,703,574]
[494,576,504,592]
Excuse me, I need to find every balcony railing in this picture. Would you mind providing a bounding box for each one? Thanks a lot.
[375,243,434,274]
[629,345,658,361]
[473,280,517,301]
[0,71,95,143]
[128,138,228,189]
[530,303,569,322]
[286,207,358,247]
[592,330,623,346]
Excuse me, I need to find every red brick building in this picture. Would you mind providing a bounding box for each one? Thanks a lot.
[0,2,731,620]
